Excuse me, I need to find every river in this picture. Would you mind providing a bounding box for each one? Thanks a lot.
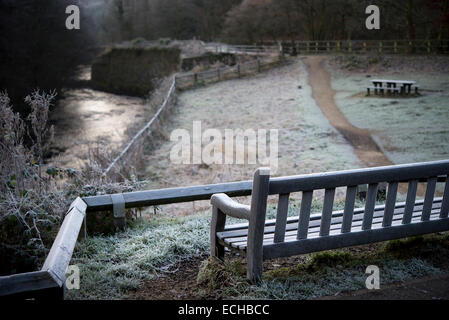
[49,66,148,170]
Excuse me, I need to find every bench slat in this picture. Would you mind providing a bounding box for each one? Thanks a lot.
[362,183,378,230]
[228,210,446,252]
[297,191,313,240]
[226,207,445,251]
[422,177,437,221]
[217,199,442,240]
[383,182,398,227]
[219,200,443,246]
[403,180,418,224]
[441,176,449,218]
[274,193,290,243]
[231,209,446,249]
[320,189,335,236]
[223,203,442,247]
[342,186,357,233]
[268,160,449,195]
[262,217,449,260]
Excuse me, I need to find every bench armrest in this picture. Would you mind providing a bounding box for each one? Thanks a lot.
[211,193,251,220]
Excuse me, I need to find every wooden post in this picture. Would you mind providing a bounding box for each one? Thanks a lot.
[194,73,198,86]
[327,42,330,52]
[379,41,383,53]
[348,41,352,53]
[307,41,310,53]
[363,42,367,53]
[427,40,431,53]
[337,41,341,52]
[394,41,398,53]
[210,206,226,260]
[246,168,270,283]
[217,68,220,80]
[237,64,241,78]
[257,59,261,73]
[315,41,318,53]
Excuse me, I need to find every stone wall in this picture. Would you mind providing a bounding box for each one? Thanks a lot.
[91,46,181,96]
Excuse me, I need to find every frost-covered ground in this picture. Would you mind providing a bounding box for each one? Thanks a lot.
[145,59,360,189]
[328,56,449,165]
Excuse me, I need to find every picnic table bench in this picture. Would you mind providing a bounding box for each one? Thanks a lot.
[367,79,419,96]
[210,160,449,283]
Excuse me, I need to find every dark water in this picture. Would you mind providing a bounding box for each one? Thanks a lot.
[49,66,148,169]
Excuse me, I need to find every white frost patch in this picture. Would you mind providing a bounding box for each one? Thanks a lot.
[328,61,449,165]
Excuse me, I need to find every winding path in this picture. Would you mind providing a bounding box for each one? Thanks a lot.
[303,56,393,168]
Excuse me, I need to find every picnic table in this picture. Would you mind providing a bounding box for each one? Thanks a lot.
[367,79,419,96]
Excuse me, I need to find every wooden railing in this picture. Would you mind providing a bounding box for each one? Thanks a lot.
[175,55,282,90]
[204,44,280,55]
[205,39,449,55]
[0,179,255,299]
[281,39,449,55]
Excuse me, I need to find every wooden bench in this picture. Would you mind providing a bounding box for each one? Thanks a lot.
[210,160,449,283]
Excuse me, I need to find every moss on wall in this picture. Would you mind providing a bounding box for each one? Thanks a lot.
[91,46,181,96]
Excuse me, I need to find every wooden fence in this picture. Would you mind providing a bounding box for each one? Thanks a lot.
[0,180,255,299]
[282,39,449,55]
[175,55,282,90]
[204,44,280,55]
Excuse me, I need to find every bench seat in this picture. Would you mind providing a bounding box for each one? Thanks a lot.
[210,161,449,282]
[218,198,443,253]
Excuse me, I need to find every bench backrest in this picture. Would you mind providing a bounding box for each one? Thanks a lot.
[250,160,449,245]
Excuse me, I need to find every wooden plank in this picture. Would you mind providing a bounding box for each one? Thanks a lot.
[218,198,442,240]
[320,189,336,236]
[83,180,253,212]
[222,201,443,246]
[342,186,356,233]
[42,203,86,287]
[229,209,445,251]
[441,176,449,218]
[422,177,437,221]
[273,193,290,243]
[84,164,448,213]
[297,191,314,240]
[363,183,378,230]
[269,160,449,195]
[226,207,444,249]
[0,271,58,298]
[383,182,398,227]
[263,218,449,260]
[403,180,418,224]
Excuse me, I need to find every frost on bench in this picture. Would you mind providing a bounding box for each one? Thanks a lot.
[210,160,449,283]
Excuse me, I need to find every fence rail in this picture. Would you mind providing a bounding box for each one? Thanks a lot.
[281,39,449,55]
[175,55,282,90]
[103,78,176,177]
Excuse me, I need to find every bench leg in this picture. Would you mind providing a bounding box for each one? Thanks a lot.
[210,206,226,261]
[367,88,370,96]
[246,168,270,284]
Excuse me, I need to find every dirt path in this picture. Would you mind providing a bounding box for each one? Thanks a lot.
[303,56,393,168]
